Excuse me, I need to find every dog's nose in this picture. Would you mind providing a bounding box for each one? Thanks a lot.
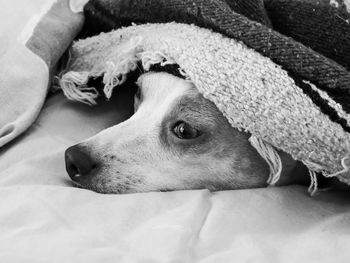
[65,145,97,181]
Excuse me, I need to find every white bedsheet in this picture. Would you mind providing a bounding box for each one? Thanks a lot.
[2,1,350,262]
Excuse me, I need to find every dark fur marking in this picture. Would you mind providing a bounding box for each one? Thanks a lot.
[159,89,242,157]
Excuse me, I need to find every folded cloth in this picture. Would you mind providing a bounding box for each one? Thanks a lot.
[57,0,350,190]
[0,0,85,149]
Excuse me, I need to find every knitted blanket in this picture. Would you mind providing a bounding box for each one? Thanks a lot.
[57,0,350,192]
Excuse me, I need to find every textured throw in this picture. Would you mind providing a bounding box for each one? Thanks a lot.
[58,0,350,191]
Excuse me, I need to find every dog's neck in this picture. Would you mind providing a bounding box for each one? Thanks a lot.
[276,160,346,190]
[286,161,310,186]
[272,152,309,187]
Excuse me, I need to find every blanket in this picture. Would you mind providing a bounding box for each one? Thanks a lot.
[57,0,350,190]
[1,1,350,262]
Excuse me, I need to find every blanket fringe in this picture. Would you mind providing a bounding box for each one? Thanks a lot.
[303,156,350,177]
[248,135,282,186]
[250,136,350,195]
[102,49,178,99]
[103,36,143,99]
[307,169,318,196]
[303,155,350,195]
[59,71,99,105]
[58,36,183,104]
[140,51,176,70]
[324,156,350,177]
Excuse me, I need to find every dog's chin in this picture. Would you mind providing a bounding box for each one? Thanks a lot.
[69,178,180,194]
[70,179,142,194]
[70,180,85,189]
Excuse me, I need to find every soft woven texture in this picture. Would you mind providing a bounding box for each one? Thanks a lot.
[81,0,350,112]
[60,20,350,185]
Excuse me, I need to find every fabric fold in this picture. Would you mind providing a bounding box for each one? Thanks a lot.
[0,0,85,150]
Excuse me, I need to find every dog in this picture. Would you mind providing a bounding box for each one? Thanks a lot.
[65,72,312,194]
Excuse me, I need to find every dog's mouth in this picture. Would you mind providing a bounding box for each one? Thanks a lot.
[70,179,84,189]
[69,177,96,191]
[68,175,123,194]
[70,179,104,193]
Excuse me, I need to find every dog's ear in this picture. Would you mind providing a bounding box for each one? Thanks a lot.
[85,73,140,104]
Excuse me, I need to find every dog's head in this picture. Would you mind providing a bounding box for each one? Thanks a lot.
[65,72,299,194]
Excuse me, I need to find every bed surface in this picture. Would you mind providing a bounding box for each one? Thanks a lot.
[1,1,350,262]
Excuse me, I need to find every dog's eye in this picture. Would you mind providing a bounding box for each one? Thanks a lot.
[173,122,199,139]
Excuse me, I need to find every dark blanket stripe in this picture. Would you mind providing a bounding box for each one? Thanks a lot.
[290,73,350,133]
[224,0,272,26]
[264,0,350,70]
[82,0,350,114]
